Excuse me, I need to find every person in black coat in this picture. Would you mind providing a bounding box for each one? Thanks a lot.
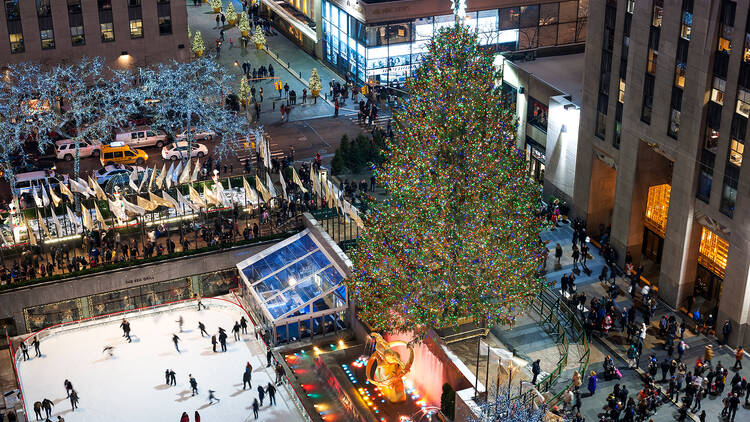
[211,335,218,352]
[257,385,265,406]
[266,382,276,405]
[243,367,252,390]
[189,375,198,396]
[532,359,541,384]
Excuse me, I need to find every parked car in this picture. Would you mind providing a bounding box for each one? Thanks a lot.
[94,164,146,185]
[55,139,102,161]
[100,142,148,165]
[15,170,68,196]
[175,128,216,142]
[114,126,168,148]
[161,141,208,161]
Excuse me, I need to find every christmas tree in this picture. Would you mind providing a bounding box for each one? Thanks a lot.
[238,12,251,35]
[346,25,545,336]
[192,30,205,56]
[253,26,266,48]
[209,0,222,12]
[239,77,250,103]
[309,68,322,96]
[225,2,237,25]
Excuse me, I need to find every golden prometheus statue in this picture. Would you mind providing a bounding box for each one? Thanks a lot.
[365,332,415,403]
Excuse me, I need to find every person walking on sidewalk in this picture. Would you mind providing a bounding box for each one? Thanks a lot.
[587,371,597,396]
[334,99,339,117]
[734,346,744,369]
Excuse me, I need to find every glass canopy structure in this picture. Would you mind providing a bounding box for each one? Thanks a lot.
[236,230,348,344]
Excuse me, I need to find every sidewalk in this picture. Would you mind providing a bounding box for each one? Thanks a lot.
[542,223,750,421]
[186,1,354,124]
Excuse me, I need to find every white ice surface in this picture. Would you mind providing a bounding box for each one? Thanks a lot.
[17,300,303,422]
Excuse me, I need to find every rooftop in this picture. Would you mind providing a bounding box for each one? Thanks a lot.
[511,53,585,106]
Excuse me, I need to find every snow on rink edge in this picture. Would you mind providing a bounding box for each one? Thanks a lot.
[15,298,305,422]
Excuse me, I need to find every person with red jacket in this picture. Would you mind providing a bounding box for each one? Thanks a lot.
[180,411,189,422]
[194,411,201,422]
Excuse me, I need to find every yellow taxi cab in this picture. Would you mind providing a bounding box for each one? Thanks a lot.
[100,142,148,166]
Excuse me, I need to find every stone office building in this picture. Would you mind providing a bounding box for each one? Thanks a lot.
[0,0,189,68]
[574,0,750,347]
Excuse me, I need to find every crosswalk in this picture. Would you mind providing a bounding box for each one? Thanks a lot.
[348,114,391,130]
[232,132,287,163]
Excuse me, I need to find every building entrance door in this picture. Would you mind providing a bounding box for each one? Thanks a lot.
[642,228,663,264]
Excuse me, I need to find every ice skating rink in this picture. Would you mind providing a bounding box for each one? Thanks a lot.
[16,300,304,422]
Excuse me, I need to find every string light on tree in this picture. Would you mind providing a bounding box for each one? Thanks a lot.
[253,26,266,49]
[192,30,205,57]
[225,2,237,26]
[345,25,545,337]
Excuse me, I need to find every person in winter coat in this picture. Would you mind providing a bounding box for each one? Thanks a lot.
[257,385,265,405]
[252,398,259,419]
[531,359,541,384]
[572,370,582,389]
[69,390,79,410]
[41,398,54,418]
[180,412,189,422]
[243,367,252,390]
[190,375,198,396]
[266,382,276,405]
[211,335,218,352]
[20,342,29,360]
[33,401,42,420]
[198,322,208,337]
[240,317,248,334]
[64,379,73,397]
[587,371,597,396]
[233,322,241,341]
[194,411,200,422]
[173,334,181,353]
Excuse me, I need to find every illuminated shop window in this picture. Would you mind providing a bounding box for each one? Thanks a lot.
[698,227,729,278]
[644,183,671,237]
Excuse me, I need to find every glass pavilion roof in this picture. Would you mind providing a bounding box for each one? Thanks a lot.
[236,230,346,322]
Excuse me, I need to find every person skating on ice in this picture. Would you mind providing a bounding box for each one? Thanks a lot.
[173,334,181,353]
[189,374,198,396]
[198,322,208,337]
[240,316,248,334]
[208,389,220,404]
[41,398,54,418]
[33,401,42,420]
[176,316,184,333]
[265,382,276,405]
[243,365,252,390]
[169,369,176,386]
[194,410,200,422]
[64,379,73,398]
[232,322,241,341]
[252,398,259,419]
[211,334,218,352]
[219,329,228,352]
[20,341,29,361]
[266,346,272,367]
[102,345,114,358]
[180,411,189,422]
[69,389,79,411]
[256,385,265,406]
[195,294,206,311]
[119,318,131,342]
[165,369,171,385]
[32,336,41,357]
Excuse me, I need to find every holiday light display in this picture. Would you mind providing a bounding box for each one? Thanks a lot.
[346,25,545,336]
[238,12,251,37]
[309,68,322,97]
[192,30,205,57]
[225,2,237,25]
[253,26,266,49]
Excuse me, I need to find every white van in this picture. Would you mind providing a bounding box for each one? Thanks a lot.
[114,126,168,148]
[15,170,68,196]
[55,139,102,161]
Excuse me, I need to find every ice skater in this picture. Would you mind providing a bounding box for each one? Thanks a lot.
[189,374,198,396]
[195,294,206,311]
[176,316,184,333]
[169,369,176,385]
[120,318,132,343]
[173,334,181,353]
[41,398,54,418]
[165,369,170,385]
[20,341,29,361]
[102,345,114,358]
[69,389,79,411]
[266,346,272,367]
[32,336,41,357]
[208,389,220,404]
[233,322,241,341]
[64,379,73,397]
[266,382,276,405]
[198,321,208,337]
[243,366,252,390]
[180,411,189,422]
[257,385,265,406]
[194,411,201,422]
[211,334,218,352]
[240,316,248,334]
[33,401,42,420]
[252,398,259,419]
[219,330,228,352]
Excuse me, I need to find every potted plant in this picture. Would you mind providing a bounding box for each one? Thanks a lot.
[225,3,237,26]
[309,68,322,98]
[238,12,250,37]
[192,30,205,57]
[253,26,266,50]
[209,0,221,13]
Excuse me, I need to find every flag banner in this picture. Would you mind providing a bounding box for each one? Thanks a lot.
[94,203,109,230]
[37,210,50,238]
[50,207,63,236]
[292,167,308,193]
[189,185,207,208]
[255,175,271,203]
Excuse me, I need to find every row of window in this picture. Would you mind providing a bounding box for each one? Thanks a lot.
[4,0,172,54]
[594,0,618,141]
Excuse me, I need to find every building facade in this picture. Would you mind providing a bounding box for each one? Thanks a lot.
[264,0,589,85]
[0,0,189,69]
[575,0,750,347]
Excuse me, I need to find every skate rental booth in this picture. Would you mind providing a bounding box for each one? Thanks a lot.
[236,229,350,345]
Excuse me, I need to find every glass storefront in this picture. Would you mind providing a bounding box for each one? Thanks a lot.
[23,268,240,333]
[321,1,588,85]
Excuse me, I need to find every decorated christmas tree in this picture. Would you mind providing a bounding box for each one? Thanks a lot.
[238,12,251,36]
[209,0,222,12]
[239,77,250,104]
[309,68,322,96]
[225,2,237,25]
[192,30,205,56]
[253,26,266,49]
[346,25,545,336]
